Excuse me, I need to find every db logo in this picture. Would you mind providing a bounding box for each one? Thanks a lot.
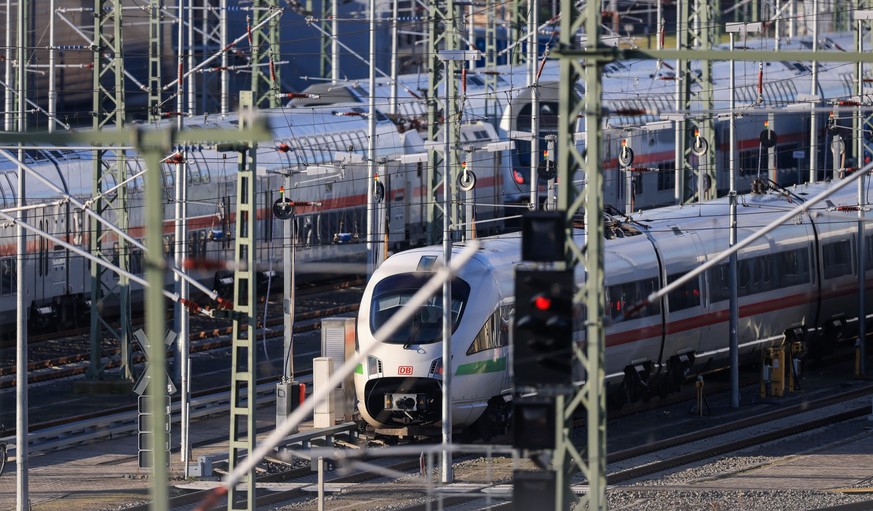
[398,366,413,375]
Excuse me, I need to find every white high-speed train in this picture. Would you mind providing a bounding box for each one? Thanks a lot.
[354,174,873,438]
[0,32,862,334]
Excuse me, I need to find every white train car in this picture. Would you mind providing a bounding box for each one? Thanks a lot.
[355,175,872,438]
[0,103,514,331]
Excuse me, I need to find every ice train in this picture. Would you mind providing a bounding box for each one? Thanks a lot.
[0,32,864,333]
[354,175,873,438]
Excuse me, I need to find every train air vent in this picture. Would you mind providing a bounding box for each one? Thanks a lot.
[671,226,684,236]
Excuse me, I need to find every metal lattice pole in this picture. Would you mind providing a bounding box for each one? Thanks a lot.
[250,0,281,107]
[227,91,258,511]
[679,0,716,202]
[148,0,163,121]
[555,0,605,507]
[426,0,459,245]
[89,0,132,382]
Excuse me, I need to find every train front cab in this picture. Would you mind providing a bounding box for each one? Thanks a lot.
[354,250,512,436]
[355,270,473,431]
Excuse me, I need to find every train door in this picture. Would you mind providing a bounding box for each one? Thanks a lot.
[386,167,406,253]
[816,216,859,325]
[656,229,705,363]
[603,234,663,376]
[48,203,68,296]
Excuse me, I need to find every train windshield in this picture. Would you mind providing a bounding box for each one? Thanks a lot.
[369,273,471,345]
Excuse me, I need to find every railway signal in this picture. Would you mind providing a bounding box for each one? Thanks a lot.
[512,396,556,450]
[132,329,176,470]
[512,269,573,387]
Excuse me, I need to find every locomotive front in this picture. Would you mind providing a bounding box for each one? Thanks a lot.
[355,246,511,432]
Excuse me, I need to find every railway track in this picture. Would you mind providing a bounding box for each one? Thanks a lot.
[3,367,871,510]
[605,383,873,484]
[142,383,873,511]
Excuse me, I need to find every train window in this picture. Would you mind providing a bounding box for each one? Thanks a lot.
[866,235,873,268]
[667,273,700,312]
[739,149,759,177]
[707,263,729,302]
[466,305,511,356]
[188,160,203,184]
[23,149,48,163]
[131,249,143,275]
[0,257,14,295]
[657,166,675,191]
[607,278,660,321]
[369,273,471,346]
[188,231,200,258]
[822,240,852,279]
[712,248,810,300]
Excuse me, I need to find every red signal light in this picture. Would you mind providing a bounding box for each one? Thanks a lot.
[512,169,525,184]
[533,295,552,311]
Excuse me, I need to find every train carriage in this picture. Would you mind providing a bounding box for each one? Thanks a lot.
[355,176,873,436]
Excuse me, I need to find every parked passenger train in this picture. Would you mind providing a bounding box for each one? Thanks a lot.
[0,104,516,332]
[1,32,863,334]
[355,174,873,438]
[298,33,863,211]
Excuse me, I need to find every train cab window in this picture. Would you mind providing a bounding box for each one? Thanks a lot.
[607,277,660,321]
[667,273,701,312]
[822,239,853,279]
[466,304,511,356]
[0,257,14,295]
[369,273,471,346]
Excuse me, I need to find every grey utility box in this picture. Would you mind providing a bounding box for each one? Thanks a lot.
[321,317,356,421]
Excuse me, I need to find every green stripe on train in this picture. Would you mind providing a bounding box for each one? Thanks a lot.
[455,357,506,375]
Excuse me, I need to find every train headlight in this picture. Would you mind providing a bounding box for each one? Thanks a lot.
[367,356,383,376]
[428,357,443,378]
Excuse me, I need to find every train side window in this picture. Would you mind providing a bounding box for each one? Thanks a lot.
[0,257,14,295]
[657,166,675,191]
[164,234,174,258]
[777,248,811,287]
[188,231,200,258]
[188,160,203,184]
[467,312,497,356]
[666,272,700,312]
[607,278,660,320]
[866,235,873,268]
[707,263,729,303]
[466,305,511,356]
[822,240,852,279]
[131,249,143,275]
[760,254,773,289]
[738,258,753,296]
